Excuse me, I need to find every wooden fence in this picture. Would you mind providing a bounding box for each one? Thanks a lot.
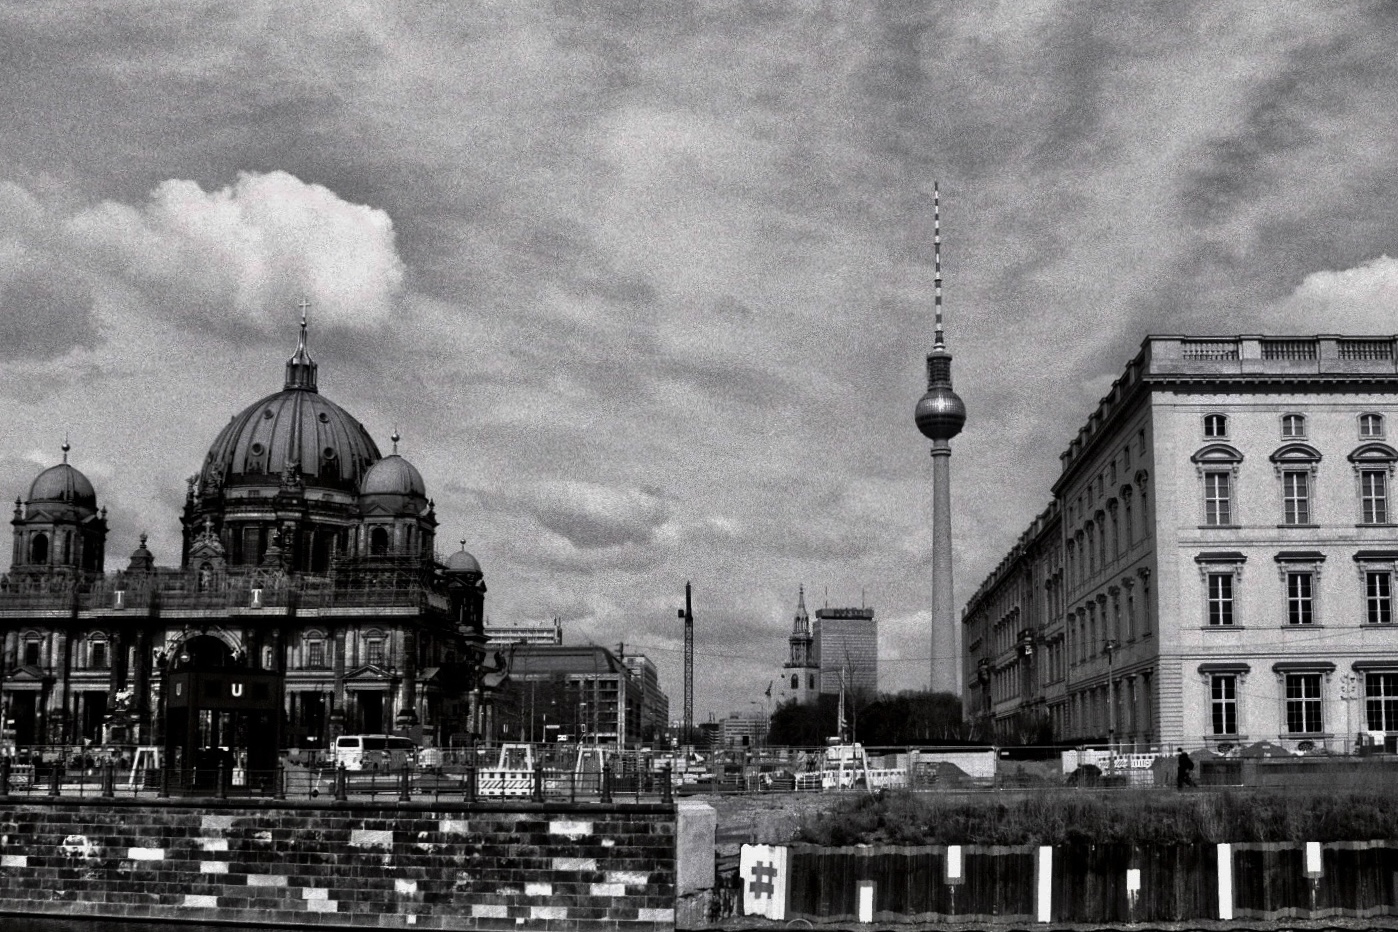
[737,839,1398,924]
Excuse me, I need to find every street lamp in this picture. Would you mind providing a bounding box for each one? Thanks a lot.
[1103,639,1120,765]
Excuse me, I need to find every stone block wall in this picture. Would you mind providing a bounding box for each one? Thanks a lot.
[0,797,675,930]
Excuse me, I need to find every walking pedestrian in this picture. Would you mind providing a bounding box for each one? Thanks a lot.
[1175,747,1196,789]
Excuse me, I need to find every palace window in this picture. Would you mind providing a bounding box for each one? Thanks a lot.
[23,638,41,666]
[1350,444,1398,524]
[1281,413,1306,438]
[1367,571,1393,625]
[306,638,326,669]
[366,638,386,667]
[1204,472,1232,526]
[1210,674,1238,736]
[1286,572,1314,625]
[1204,414,1228,438]
[89,639,108,670]
[1282,471,1311,525]
[1361,470,1389,524]
[1360,413,1385,438]
[1365,673,1398,731]
[1285,673,1323,734]
[1207,573,1235,626]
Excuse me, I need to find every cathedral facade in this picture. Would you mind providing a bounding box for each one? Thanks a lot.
[0,318,500,776]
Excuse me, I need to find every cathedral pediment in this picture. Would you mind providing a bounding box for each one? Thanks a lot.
[343,664,393,683]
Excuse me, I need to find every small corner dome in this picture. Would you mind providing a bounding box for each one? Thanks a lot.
[360,454,427,498]
[28,463,98,509]
[445,548,482,574]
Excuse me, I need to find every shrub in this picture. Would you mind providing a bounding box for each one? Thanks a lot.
[792,789,1398,846]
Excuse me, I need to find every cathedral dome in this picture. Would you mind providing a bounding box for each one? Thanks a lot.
[202,389,381,493]
[360,454,426,498]
[445,547,481,575]
[199,316,381,494]
[27,462,98,511]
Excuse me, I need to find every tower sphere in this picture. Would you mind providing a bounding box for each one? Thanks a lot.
[915,384,966,441]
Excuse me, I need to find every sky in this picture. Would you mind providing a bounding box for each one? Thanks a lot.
[4,2,1398,723]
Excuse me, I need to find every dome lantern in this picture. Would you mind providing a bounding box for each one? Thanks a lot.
[284,300,318,392]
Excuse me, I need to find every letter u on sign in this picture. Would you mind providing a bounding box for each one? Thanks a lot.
[231,683,244,698]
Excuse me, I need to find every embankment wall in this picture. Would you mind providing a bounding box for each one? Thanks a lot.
[0,796,676,930]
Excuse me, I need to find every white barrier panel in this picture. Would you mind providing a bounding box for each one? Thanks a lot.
[857,880,875,923]
[1217,843,1233,920]
[1305,841,1323,877]
[740,844,788,920]
[1037,846,1052,923]
[477,770,533,797]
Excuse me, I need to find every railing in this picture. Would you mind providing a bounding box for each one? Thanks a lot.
[0,577,449,613]
[1339,339,1395,361]
[1180,340,1239,361]
[0,756,675,805]
[1261,339,1317,361]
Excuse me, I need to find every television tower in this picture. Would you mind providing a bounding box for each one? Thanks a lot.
[914,184,967,695]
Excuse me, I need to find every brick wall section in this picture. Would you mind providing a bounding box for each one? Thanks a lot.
[0,797,675,930]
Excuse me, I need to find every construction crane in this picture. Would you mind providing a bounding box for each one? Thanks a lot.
[677,581,693,746]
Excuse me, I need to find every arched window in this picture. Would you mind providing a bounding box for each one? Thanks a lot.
[790,674,798,690]
[1360,413,1386,439]
[1349,443,1398,525]
[1204,414,1228,438]
[30,533,48,565]
[370,526,389,555]
[88,637,108,670]
[1192,444,1244,526]
[1281,413,1306,438]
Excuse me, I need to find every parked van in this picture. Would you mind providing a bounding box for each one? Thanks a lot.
[332,734,416,771]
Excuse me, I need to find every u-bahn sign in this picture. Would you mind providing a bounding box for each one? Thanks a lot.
[166,671,281,711]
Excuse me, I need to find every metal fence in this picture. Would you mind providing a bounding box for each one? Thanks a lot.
[0,754,675,805]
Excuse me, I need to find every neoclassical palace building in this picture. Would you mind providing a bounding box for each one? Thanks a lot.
[0,317,501,778]
[964,335,1398,753]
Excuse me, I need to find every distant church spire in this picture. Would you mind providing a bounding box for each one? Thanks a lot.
[284,299,319,392]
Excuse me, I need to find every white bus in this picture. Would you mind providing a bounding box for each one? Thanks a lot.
[332,734,417,771]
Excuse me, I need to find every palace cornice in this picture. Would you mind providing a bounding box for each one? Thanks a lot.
[1055,334,1398,492]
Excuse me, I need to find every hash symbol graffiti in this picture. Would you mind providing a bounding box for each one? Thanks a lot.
[748,860,777,898]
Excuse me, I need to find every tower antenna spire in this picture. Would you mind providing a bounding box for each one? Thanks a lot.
[933,181,944,348]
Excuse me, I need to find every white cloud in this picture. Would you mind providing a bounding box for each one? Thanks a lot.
[66,171,404,332]
[1276,256,1398,333]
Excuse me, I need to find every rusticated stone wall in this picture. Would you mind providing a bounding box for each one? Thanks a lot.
[0,797,675,930]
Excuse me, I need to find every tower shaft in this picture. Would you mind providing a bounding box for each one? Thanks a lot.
[930,442,961,693]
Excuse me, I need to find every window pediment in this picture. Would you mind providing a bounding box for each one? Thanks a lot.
[1270,443,1321,465]
[1195,551,1247,565]
[1192,443,1243,465]
[1272,660,1336,674]
[1275,551,1326,564]
[1198,662,1250,675]
[1349,443,1398,464]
